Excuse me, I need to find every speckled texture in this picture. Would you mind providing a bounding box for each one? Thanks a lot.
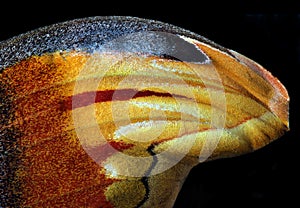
[0,16,289,208]
[0,16,229,71]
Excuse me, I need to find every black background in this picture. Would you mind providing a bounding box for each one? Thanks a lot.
[1,1,299,207]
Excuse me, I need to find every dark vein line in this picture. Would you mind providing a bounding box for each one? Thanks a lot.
[135,144,157,208]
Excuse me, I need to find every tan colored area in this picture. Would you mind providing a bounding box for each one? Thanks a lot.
[194,41,289,128]
[0,38,289,207]
[105,179,147,207]
[143,159,193,208]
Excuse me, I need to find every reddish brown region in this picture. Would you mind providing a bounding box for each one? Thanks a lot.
[0,52,135,207]
[60,89,177,111]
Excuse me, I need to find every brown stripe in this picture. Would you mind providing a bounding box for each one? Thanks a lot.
[61,89,187,111]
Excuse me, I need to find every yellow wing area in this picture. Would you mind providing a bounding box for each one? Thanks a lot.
[0,38,289,207]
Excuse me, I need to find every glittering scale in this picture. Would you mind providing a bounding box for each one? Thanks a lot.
[0,17,289,208]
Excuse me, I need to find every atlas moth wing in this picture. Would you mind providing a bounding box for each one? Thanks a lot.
[0,16,289,208]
